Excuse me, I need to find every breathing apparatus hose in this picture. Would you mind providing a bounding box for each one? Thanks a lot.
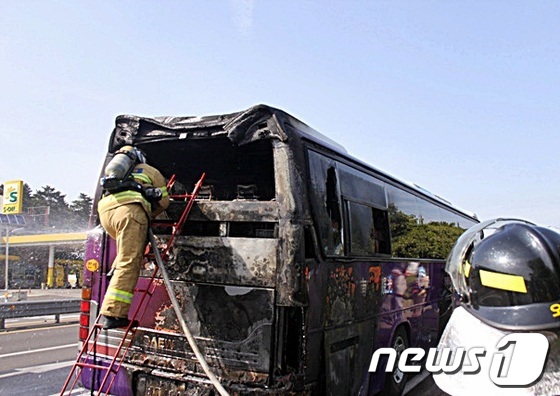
[148,230,230,396]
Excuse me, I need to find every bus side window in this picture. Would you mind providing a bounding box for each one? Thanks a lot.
[372,207,391,254]
[387,185,471,259]
[346,200,390,256]
[306,150,345,257]
[304,226,316,259]
[326,167,344,256]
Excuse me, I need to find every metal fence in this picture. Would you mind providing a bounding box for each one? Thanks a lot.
[0,299,81,329]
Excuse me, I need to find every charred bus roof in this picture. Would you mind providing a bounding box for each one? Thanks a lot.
[109,104,347,154]
[108,104,476,220]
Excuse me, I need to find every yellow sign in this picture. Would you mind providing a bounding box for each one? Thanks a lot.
[86,259,100,272]
[2,180,24,214]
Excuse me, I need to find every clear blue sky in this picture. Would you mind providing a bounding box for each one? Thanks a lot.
[2,1,559,226]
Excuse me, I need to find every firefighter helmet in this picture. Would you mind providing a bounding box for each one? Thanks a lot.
[116,145,146,163]
[446,218,560,330]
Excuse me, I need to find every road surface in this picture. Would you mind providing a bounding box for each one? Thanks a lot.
[0,310,447,395]
[0,315,79,395]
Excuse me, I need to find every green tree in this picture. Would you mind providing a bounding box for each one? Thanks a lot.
[69,193,93,230]
[21,183,34,212]
[388,203,415,238]
[30,185,70,230]
[392,222,464,259]
[389,204,465,259]
[2,182,92,232]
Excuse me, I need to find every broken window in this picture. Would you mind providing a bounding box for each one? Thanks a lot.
[145,138,275,201]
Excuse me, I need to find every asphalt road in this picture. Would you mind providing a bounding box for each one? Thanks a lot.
[0,290,447,396]
[0,316,79,396]
[405,371,449,396]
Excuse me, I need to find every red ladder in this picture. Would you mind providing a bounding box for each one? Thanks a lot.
[60,173,206,396]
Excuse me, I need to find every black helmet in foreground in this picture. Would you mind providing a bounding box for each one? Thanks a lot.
[435,219,560,395]
[446,218,560,331]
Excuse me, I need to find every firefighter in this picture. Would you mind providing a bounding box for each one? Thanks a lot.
[97,145,170,329]
[434,219,560,395]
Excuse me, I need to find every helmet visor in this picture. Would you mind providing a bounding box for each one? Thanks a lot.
[446,219,534,300]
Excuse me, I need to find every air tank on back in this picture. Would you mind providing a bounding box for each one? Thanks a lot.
[100,145,138,191]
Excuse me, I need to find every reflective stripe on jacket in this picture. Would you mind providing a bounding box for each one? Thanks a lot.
[106,287,134,304]
[98,189,151,216]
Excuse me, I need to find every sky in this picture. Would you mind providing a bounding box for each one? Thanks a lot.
[1,1,559,227]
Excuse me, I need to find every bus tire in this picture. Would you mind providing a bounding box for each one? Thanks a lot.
[381,326,409,396]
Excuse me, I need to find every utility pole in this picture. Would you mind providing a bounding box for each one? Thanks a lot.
[3,225,25,290]
[4,224,8,291]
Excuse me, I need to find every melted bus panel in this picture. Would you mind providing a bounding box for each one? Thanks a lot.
[80,105,478,395]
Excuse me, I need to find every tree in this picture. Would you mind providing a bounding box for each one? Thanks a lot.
[2,181,93,231]
[388,203,416,238]
[69,193,93,230]
[30,185,70,230]
[391,222,464,259]
[389,204,465,259]
[22,184,34,210]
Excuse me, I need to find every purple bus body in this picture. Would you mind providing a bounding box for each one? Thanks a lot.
[81,235,448,395]
[80,233,171,395]
[76,105,476,395]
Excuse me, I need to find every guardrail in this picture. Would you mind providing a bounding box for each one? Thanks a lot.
[0,299,81,329]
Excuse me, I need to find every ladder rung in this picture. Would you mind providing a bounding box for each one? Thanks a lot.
[74,361,119,372]
[169,194,193,199]
[134,288,151,293]
[134,288,154,294]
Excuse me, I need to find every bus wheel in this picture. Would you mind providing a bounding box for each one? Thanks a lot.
[382,326,409,395]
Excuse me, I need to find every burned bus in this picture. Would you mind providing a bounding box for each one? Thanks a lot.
[76,105,478,395]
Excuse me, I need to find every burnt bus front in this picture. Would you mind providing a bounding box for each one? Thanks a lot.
[80,105,315,395]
